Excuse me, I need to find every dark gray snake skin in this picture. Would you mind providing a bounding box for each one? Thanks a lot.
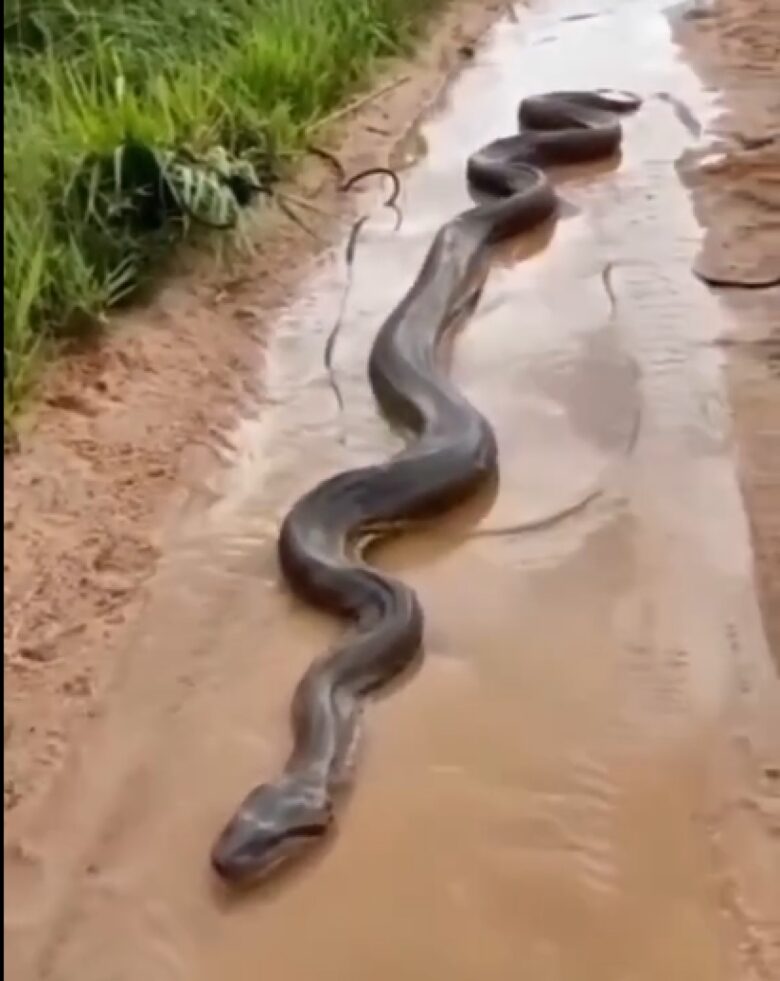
[211,89,641,885]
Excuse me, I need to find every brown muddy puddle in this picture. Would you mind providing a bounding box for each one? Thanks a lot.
[6,1,780,979]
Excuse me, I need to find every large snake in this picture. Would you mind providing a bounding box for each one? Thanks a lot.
[211,89,641,884]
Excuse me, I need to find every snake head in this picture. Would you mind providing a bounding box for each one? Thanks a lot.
[210,779,333,885]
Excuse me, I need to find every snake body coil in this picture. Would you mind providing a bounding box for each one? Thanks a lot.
[211,90,641,884]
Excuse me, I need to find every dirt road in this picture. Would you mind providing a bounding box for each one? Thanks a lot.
[5,1,779,978]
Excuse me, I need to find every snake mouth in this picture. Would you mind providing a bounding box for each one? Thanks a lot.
[211,846,288,886]
[210,823,329,886]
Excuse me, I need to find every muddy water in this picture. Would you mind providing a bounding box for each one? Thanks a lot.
[6,1,780,978]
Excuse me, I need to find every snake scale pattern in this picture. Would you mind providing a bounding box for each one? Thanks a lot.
[211,89,641,884]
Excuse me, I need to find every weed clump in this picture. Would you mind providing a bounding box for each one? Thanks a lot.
[4,0,440,418]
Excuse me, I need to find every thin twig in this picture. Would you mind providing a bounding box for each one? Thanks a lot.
[340,167,401,208]
[323,166,406,421]
[324,215,370,418]
[310,76,411,132]
[306,144,347,183]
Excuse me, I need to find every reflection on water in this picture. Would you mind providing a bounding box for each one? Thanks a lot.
[5,1,779,979]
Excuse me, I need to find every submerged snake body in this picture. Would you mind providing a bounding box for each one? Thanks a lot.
[211,90,641,883]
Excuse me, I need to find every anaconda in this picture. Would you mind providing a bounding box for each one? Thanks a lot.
[210,89,641,885]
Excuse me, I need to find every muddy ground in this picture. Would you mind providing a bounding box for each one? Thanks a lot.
[672,0,780,658]
[3,0,780,978]
[3,0,509,816]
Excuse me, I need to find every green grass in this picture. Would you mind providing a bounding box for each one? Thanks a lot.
[4,0,443,421]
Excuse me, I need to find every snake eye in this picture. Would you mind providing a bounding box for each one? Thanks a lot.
[594,88,640,107]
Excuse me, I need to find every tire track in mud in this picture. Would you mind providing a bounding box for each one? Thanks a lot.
[6,3,780,978]
[563,749,622,900]
[478,750,623,906]
[565,86,780,973]
[698,621,780,981]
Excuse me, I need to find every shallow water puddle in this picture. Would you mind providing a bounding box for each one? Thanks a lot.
[5,1,780,979]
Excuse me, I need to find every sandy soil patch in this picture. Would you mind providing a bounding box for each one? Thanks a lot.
[672,0,780,663]
[3,0,510,817]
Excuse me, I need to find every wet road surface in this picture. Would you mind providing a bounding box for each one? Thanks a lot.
[5,0,780,978]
